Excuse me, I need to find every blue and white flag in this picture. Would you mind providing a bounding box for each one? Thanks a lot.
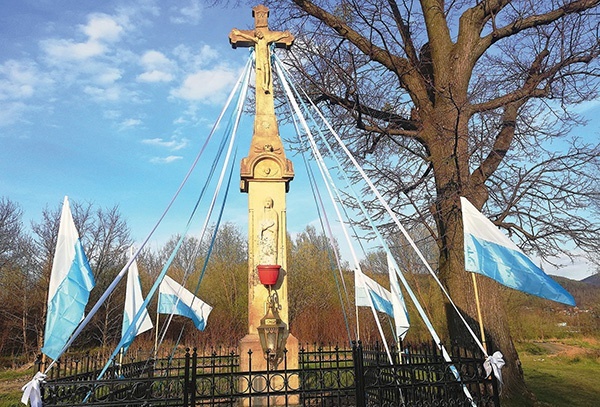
[42,196,95,360]
[121,248,153,353]
[158,275,212,330]
[387,254,410,341]
[461,197,575,306]
[355,271,394,316]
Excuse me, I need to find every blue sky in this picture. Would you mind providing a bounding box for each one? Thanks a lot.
[0,1,314,243]
[1,0,596,280]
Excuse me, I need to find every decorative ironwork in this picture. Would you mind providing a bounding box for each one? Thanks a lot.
[41,342,499,407]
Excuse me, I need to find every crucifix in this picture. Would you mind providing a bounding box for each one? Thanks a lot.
[229,5,293,96]
[230,5,295,192]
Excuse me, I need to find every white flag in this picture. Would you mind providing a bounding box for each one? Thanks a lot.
[355,270,394,316]
[42,196,95,360]
[158,275,212,330]
[121,247,153,352]
[387,253,410,341]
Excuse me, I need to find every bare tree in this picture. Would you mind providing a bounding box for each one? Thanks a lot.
[0,197,25,269]
[85,205,132,350]
[0,198,41,355]
[222,0,600,402]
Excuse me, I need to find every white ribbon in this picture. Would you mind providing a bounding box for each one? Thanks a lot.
[21,372,46,407]
[484,351,505,385]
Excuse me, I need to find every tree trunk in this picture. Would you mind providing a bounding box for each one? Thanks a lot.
[22,303,29,355]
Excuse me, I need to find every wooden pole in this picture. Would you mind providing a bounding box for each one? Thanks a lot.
[118,349,123,377]
[154,311,160,358]
[471,272,487,353]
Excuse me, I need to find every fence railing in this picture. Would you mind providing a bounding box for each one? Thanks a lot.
[357,341,500,406]
[41,341,499,407]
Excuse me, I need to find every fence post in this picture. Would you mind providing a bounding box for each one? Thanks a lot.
[353,341,366,407]
[184,348,190,407]
[491,371,501,407]
[190,348,197,406]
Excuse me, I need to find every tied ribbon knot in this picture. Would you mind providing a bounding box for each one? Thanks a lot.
[21,372,46,407]
[483,351,505,385]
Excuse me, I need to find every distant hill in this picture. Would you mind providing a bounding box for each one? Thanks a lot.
[581,273,600,286]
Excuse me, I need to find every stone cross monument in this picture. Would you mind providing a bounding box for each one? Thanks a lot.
[229,4,298,376]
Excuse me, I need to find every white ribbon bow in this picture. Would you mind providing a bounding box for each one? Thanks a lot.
[483,351,505,385]
[21,372,46,407]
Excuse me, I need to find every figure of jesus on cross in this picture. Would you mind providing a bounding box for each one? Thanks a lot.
[229,5,294,96]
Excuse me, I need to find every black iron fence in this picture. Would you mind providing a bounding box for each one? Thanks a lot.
[36,349,155,381]
[357,341,500,406]
[40,342,499,406]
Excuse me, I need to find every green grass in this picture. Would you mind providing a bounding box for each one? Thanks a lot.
[517,341,600,407]
[0,366,35,407]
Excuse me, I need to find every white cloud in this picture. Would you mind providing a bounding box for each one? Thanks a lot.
[0,101,27,127]
[173,44,218,69]
[103,110,122,120]
[41,38,106,61]
[96,67,122,85]
[120,118,142,128]
[35,11,135,104]
[40,13,127,64]
[82,14,124,43]
[0,60,51,100]
[150,155,183,164]
[142,137,188,150]
[83,85,121,101]
[138,70,174,83]
[170,0,203,24]
[141,50,173,68]
[170,66,237,103]
[137,50,175,83]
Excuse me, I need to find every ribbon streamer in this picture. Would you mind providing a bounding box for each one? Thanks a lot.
[21,372,46,407]
[484,351,505,385]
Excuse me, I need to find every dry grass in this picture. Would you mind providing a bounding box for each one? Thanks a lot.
[0,362,37,407]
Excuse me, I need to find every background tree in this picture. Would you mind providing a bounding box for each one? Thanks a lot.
[0,198,40,356]
[288,225,351,343]
[195,223,248,344]
[238,0,600,403]
[85,205,132,352]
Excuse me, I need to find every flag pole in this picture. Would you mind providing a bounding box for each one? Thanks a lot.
[118,348,123,377]
[355,303,360,341]
[470,272,487,353]
[154,310,160,358]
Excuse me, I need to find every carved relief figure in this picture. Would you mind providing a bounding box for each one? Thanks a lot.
[259,197,278,264]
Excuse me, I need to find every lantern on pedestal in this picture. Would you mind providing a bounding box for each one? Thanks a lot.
[256,296,286,368]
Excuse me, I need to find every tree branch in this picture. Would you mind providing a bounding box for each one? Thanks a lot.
[290,0,430,101]
[481,0,600,48]
[387,0,420,68]
[314,92,419,132]
[470,102,522,190]
[471,50,597,113]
